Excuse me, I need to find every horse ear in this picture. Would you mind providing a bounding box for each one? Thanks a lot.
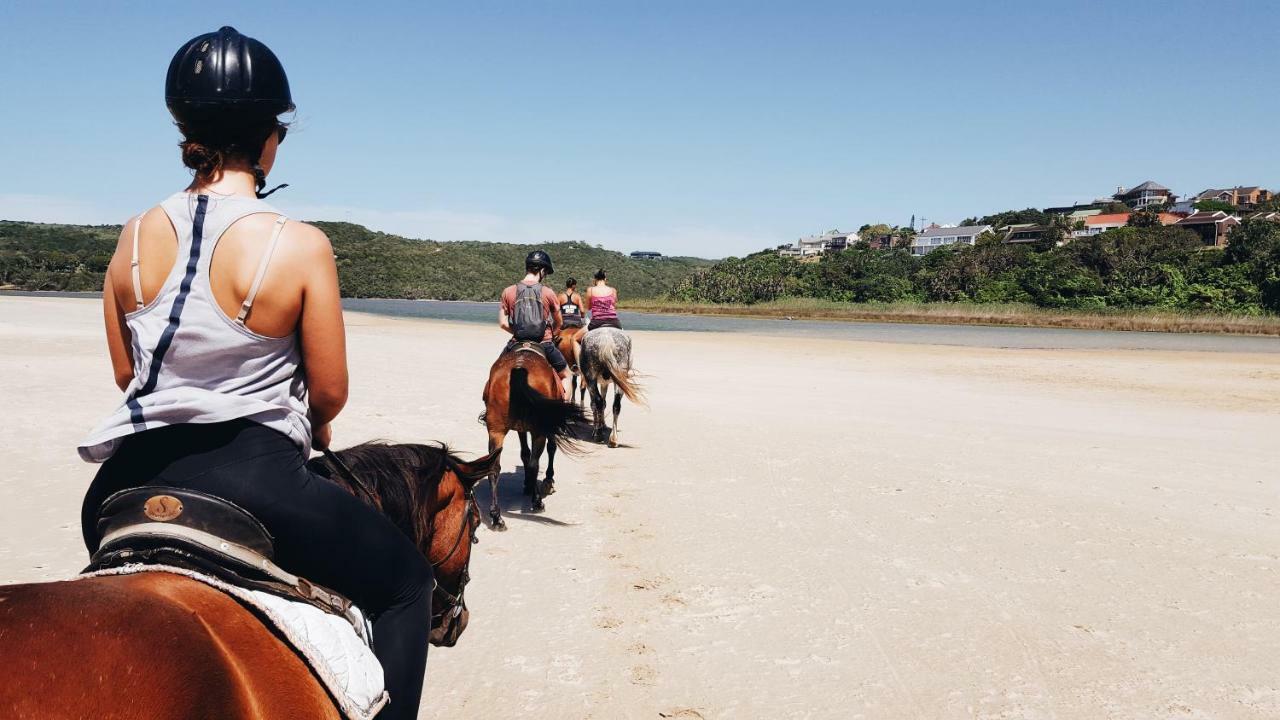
[452,450,500,489]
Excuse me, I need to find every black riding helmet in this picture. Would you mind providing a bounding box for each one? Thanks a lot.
[526,250,554,275]
[165,26,293,198]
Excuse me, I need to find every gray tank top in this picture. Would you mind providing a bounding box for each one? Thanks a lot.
[79,192,311,463]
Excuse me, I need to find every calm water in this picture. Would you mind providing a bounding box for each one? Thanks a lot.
[4,292,1278,353]
[342,298,1280,353]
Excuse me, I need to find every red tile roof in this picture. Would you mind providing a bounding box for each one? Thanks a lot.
[1084,213,1130,226]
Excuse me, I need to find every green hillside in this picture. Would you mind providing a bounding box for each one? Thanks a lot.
[0,219,712,299]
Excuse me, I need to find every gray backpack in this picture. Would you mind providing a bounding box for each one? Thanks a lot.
[511,283,547,341]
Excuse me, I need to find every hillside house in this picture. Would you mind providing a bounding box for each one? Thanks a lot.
[1175,211,1241,247]
[1114,181,1176,209]
[1194,186,1273,211]
[1071,212,1180,237]
[778,231,853,258]
[910,225,992,255]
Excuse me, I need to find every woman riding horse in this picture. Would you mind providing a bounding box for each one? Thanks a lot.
[75,27,433,720]
[557,277,587,402]
[586,268,622,331]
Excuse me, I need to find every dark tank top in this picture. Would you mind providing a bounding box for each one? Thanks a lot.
[560,291,584,327]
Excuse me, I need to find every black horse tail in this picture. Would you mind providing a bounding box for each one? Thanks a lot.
[509,367,587,452]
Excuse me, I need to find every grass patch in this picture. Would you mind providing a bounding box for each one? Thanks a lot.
[621,298,1280,336]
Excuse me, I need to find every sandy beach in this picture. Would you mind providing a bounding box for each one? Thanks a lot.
[1,295,1278,719]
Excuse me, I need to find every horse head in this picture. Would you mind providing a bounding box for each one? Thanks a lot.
[427,448,500,646]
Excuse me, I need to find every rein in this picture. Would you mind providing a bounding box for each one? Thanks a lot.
[320,447,379,507]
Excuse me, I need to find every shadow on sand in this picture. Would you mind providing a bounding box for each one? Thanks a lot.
[567,421,638,450]
[475,469,577,528]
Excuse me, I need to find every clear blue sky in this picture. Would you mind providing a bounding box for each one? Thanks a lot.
[2,1,1277,257]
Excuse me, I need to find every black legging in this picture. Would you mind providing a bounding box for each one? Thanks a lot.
[82,419,430,720]
[588,317,622,331]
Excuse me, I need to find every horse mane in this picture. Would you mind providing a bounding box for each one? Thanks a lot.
[306,441,477,547]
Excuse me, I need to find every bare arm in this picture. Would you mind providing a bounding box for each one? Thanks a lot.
[548,290,563,335]
[295,226,348,433]
[499,304,512,334]
[102,246,135,392]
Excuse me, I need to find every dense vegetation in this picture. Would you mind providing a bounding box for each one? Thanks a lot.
[0,220,711,300]
[673,220,1280,315]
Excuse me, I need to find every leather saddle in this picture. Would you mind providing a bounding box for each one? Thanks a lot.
[505,339,547,366]
[86,487,364,633]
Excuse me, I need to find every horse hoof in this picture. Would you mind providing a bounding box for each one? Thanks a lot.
[530,499,545,513]
[491,515,507,531]
[609,438,619,448]
[543,481,556,496]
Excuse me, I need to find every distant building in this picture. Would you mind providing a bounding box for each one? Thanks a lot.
[1193,186,1274,211]
[630,251,664,260]
[777,231,853,258]
[1071,212,1180,238]
[1175,211,1241,247]
[1003,224,1057,246]
[1253,212,1280,223]
[1044,202,1109,216]
[1114,181,1176,209]
[910,225,992,255]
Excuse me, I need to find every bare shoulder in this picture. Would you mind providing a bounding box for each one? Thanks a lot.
[277,220,334,261]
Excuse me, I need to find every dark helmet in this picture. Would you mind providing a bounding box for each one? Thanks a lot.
[526,250,554,275]
[165,26,294,125]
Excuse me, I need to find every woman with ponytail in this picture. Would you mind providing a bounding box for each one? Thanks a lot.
[78,27,433,720]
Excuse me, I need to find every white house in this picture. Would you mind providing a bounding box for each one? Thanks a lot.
[778,230,854,258]
[910,225,992,256]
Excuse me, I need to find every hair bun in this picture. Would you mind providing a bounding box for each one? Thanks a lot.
[180,140,225,181]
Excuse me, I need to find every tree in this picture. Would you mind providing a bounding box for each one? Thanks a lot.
[1254,196,1280,213]
[971,208,1051,230]
[1127,207,1163,228]
[1194,199,1237,213]
[857,223,892,242]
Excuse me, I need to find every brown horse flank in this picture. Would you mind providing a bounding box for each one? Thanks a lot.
[481,343,587,530]
[0,442,498,720]
[557,326,588,405]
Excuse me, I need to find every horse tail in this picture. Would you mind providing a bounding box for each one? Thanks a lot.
[509,366,587,452]
[594,335,646,406]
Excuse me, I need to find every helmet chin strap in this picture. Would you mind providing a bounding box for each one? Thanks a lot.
[253,164,289,199]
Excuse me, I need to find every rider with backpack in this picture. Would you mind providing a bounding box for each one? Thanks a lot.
[499,250,570,392]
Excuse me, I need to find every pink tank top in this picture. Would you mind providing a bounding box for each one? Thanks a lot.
[589,291,618,320]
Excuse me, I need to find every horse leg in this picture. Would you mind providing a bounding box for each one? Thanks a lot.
[487,430,507,531]
[573,336,584,405]
[519,432,535,497]
[518,431,531,471]
[610,387,623,448]
[544,438,557,496]
[597,379,613,441]
[587,377,606,441]
[528,435,547,512]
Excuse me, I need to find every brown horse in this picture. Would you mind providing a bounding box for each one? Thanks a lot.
[481,343,586,530]
[557,325,588,405]
[0,442,498,720]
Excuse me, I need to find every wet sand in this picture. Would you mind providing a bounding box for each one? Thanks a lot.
[1,295,1278,719]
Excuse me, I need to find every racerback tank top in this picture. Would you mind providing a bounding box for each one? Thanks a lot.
[589,291,618,321]
[79,192,311,462]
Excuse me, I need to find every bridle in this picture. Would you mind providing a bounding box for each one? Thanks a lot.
[321,447,481,628]
[427,483,481,626]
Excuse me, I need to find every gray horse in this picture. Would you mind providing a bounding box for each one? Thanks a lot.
[580,327,644,447]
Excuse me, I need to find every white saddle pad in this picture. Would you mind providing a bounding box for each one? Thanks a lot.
[78,564,389,720]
